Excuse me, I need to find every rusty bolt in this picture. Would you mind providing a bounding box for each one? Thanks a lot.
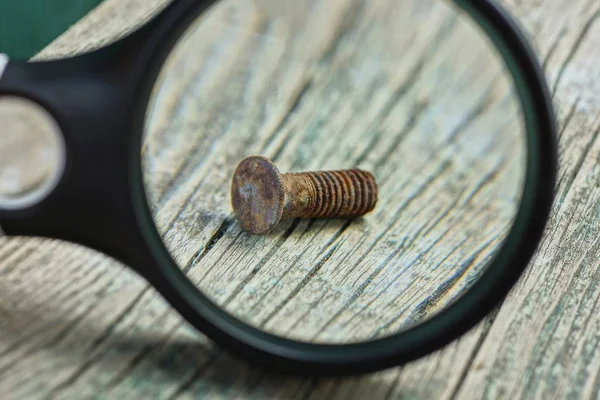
[231,156,378,234]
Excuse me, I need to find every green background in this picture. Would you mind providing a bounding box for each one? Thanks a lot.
[0,1,105,59]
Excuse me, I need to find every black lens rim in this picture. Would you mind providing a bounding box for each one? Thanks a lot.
[131,0,557,376]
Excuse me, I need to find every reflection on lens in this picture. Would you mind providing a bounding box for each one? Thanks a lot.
[142,0,525,343]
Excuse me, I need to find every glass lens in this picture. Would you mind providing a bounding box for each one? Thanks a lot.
[142,0,526,343]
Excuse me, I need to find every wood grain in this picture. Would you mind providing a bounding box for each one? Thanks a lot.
[143,0,524,343]
[0,0,597,398]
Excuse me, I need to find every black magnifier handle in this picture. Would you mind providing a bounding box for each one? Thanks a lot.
[0,0,214,271]
[0,41,149,271]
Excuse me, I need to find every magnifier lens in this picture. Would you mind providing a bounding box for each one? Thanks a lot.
[142,0,526,344]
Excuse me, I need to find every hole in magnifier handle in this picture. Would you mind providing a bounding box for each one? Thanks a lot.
[0,96,66,211]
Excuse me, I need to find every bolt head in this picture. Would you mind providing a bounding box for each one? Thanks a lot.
[231,156,285,234]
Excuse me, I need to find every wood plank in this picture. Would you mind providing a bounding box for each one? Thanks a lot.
[456,0,600,398]
[0,0,597,399]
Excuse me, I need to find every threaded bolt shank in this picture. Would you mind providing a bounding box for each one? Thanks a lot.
[231,156,378,234]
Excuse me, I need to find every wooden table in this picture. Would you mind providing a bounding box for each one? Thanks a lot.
[1,0,598,398]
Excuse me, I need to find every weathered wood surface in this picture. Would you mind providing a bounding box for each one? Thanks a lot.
[143,0,523,343]
[0,0,598,398]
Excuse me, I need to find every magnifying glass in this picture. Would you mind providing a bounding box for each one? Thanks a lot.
[0,0,556,376]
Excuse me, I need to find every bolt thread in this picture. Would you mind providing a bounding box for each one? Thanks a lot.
[282,169,377,219]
